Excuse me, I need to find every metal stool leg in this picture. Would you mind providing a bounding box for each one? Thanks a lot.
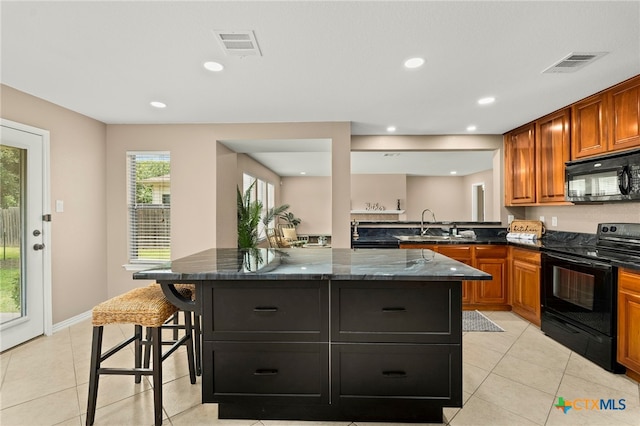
[193,313,202,376]
[150,327,163,426]
[86,326,103,426]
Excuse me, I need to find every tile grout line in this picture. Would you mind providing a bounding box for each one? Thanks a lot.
[448,314,532,425]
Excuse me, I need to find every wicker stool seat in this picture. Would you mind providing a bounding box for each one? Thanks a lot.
[86,284,196,426]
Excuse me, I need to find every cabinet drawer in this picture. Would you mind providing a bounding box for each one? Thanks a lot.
[333,344,461,400]
[511,247,541,264]
[437,245,472,259]
[203,282,327,341]
[207,342,328,402]
[332,281,460,343]
[474,245,507,258]
[619,269,640,293]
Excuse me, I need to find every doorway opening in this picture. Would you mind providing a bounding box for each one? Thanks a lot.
[471,182,485,222]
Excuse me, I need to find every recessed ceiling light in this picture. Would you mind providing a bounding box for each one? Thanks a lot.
[467,125,477,131]
[477,97,495,105]
[300,171,306,175]
[204,61,224,72]
[386,126,397,132]
[450,171,457,175]
[150,101,166,108]
[404,57,425,69]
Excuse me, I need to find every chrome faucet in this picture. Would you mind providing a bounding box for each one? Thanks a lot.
[420,209,436,235]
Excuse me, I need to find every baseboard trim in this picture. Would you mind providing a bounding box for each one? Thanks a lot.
[52,310,92,333]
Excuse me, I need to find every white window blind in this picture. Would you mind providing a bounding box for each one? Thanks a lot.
[127,152,170,263]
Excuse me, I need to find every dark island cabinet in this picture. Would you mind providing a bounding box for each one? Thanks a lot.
[200,278,462,423]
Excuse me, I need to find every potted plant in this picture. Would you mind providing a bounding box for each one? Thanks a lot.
[238,182,302,248]
[237,182,263,249]
[279,211,301,228]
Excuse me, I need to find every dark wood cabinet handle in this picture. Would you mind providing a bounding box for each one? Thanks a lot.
[253,307,278,312]
[382,370,407,377]
[382,307,406,312]
[254,368,279,376]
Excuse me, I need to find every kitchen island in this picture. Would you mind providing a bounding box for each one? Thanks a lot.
[134,247,491,423]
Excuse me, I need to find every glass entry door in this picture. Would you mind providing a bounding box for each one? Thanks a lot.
[0,120,49,351]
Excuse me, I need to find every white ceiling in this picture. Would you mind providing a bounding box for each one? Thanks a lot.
[2,1,639,176]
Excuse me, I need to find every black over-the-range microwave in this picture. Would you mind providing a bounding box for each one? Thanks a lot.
[565,148,640,203]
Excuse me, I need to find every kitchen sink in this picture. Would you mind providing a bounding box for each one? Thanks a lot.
[394,235,469,242]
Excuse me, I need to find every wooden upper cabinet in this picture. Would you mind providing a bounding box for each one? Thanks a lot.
[505,123,536,205]
[536,109,570,203]
[572,92,608,159]
[610,76,640,152]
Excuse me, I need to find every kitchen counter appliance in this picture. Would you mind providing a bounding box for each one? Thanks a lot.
[565,148,640,203]
[541,223,640,372]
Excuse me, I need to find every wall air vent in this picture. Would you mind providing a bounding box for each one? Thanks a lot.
[542,52,608,73]
[214,30,262,57]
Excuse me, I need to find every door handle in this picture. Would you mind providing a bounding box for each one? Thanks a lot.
[33,243,45,251]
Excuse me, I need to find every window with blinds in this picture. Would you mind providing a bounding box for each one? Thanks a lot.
[127,152,171,263]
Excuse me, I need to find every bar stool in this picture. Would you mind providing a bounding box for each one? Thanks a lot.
[86,284,196,426]
[150,284,201,376]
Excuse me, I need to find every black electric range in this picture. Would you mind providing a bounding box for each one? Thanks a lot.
[540,223,640,372]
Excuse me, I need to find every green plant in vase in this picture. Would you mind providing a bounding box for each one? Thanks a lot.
[237,182,263,249]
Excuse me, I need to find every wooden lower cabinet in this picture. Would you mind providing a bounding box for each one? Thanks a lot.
[509,247,541,326]
[399,244,509,310]
[618,268,640,379]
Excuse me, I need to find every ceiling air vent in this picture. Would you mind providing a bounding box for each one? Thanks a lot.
[542,52,608,73]
[214,30,262,56]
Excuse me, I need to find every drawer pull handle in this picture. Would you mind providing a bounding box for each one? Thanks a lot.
[382,370,407,378]
[254,368,279,376]
[382,307,406,313]
[253,306,278,312]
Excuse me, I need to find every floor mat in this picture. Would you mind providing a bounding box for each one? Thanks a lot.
[463,310,504,332]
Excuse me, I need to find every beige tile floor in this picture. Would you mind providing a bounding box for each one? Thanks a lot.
[1,311,638,426]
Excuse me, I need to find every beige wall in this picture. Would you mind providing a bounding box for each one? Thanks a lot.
[1,85,107,324]
[406,176,467,221]
[351,174,406,214]
[281,176,332,235]
[106,122,351,297]
[526,204,640,234]
[6,83,640,326]
[462,169,495,221]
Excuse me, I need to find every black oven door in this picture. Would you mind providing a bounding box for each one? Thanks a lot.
[541,253,615,336]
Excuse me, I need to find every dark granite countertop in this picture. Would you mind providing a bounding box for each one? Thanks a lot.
[133,247,492,282]
[360,228,640,271]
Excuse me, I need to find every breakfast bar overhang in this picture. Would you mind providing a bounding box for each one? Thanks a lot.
[134,248,492,423]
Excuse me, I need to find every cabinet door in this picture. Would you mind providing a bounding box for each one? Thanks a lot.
[536,109,570,203]
[610,76,640,152]
[571,93,608,159]
[617,269,640,374]
[474,258,507,305]
[505,123,536,205]
[511,258,541,326]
